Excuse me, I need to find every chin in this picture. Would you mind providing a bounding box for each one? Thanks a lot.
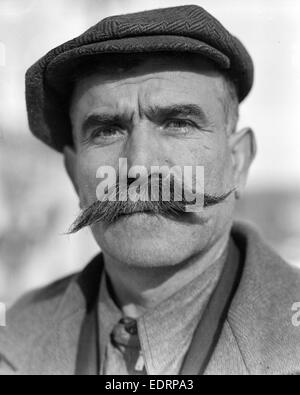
[91,213,211,268]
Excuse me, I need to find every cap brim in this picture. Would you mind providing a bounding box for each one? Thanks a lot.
[46,35,230,94]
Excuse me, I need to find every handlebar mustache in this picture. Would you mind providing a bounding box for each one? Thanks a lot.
[68,176,235,233]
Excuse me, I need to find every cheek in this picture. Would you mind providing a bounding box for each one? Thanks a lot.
[205,143,233,192]
[77,162,98,206]
[171,135,232,192]
[76,152,111,206]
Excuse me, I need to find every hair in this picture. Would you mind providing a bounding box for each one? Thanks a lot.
[68,52,239,139]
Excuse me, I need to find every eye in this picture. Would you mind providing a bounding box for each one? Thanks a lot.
[164,119,199,136]
[165,119,196,130]
[91,126,122,138]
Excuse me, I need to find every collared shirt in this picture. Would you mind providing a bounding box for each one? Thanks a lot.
[98,247,229,375]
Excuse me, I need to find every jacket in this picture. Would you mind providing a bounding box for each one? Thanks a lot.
[0,222,299,375]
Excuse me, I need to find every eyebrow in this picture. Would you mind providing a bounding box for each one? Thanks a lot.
[81,103,209,135]
[146,104,209,124]
[81,113,127,135]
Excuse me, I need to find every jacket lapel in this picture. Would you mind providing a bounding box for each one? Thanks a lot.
[204,320,249,375]
[208,223,300,375]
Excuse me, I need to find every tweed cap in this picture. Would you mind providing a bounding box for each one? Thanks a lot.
[25,5,254,152]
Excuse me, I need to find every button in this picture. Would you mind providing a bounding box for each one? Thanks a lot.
[111,317,139,348]
[120,317,138,335]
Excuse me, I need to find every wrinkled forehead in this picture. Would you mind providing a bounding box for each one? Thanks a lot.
[70,54,228,117]
[72,53,224,92]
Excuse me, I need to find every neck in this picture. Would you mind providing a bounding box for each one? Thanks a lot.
[104,232,230,318]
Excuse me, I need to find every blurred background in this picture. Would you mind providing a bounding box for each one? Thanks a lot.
[0,0,299,306]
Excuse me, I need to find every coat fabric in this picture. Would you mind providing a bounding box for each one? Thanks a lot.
[0,222,299,375]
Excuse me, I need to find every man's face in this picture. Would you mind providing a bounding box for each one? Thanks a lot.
[69,56,238,268]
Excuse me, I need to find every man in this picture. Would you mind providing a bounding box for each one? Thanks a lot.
[0,5,299,375]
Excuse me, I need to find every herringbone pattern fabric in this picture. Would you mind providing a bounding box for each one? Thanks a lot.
[25,5,254,152]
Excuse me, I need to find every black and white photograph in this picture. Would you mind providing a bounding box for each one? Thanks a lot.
[0,0,299,377]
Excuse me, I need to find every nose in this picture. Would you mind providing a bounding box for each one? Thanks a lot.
[122,123,164,173]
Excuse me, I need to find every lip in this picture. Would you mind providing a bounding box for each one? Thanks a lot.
[112,211,160,225]
[117,210,157,219]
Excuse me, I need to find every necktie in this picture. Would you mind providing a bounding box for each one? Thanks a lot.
[111,317,147,375]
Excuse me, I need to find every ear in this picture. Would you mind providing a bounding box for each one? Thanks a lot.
[63,145,79,195]
[229,127,257,198]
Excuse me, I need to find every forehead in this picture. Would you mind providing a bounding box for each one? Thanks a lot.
[70,55,226,117]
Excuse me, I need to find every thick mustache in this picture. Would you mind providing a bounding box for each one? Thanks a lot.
[68,183,235,234]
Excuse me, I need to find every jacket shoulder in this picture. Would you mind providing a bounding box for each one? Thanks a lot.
[0,254,103,374]
[0,273,77,373]
[9,274,76,326]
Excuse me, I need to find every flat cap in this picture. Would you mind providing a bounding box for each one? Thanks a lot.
[26,5,254,152]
